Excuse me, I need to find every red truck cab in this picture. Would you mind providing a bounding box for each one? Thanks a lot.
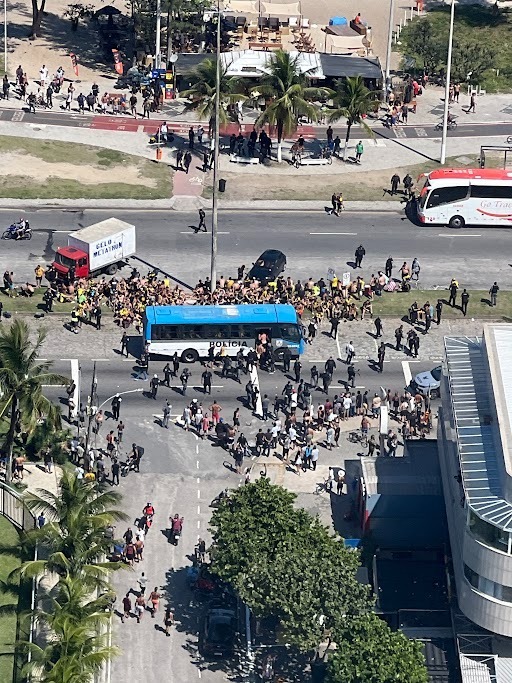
[53,247,90,279]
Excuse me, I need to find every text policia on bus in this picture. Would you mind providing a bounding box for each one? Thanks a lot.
[143,304,306,362]
[417,168,512,229]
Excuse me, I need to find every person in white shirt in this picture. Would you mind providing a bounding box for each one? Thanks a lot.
[75,465,84,480]
[39,65,48,87]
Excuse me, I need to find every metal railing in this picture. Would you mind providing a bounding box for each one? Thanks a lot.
[0,480,35,531]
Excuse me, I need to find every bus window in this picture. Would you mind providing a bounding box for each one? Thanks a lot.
[182,325,202,339]
[470,185,512,199]
[278,325,301,342]
[152,324,179,340]
[207,324,231,339]
[426,185,468,208]
[239,325,254,339]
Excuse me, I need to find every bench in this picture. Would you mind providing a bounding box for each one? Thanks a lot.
[230,154,260,164]
[297,156,332,167]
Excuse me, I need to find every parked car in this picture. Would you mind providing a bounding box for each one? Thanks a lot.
[413,365,442,397]
[200,606,237,658]
[247,249,287,282]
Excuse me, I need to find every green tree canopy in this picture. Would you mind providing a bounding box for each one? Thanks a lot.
[253,50,328,162]
[209,478,371,651]
[0,320,69,482]
[326,614,428,683]
[328,76,377,160]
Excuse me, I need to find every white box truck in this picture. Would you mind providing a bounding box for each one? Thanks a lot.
[53,218,136,280]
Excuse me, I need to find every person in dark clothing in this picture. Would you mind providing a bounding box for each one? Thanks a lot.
[448,278,459,307]
[424,312,432,334]
[229,133,237,154]
[354,244,366,268]
[293,359,302,383]
[489,281,499,307]
[374,317,383,338]
[436,299,443,325]
[385,256,393,278]
[324,356,336,380]
[329,315,340,339]
[282,347,291,373]
[188,127,195,149]
[163,363,172,387]
[120,331,129,357]
[377,342,386,372]
[197,208,207,233]
[347,364,356,388]
[111,394,121,421]
[394,324,403,351]
[176,149,183,169]
[183,151,192,174]
[150,374,159,399]
[461,289,470,316]
[390,173,400,195]
[202,369,212,394]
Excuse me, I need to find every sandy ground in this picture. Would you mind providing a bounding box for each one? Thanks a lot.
[6,0,127,84]
[0,150,156,186]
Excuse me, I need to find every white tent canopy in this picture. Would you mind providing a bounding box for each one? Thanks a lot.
[260,1,301,15]
[328,34,365,53]
[223,0,259,14]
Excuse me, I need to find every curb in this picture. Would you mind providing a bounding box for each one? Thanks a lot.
[0,198,404,212]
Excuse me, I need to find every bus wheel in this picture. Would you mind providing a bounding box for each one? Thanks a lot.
[448,215,465,229]
[181,349,199,363]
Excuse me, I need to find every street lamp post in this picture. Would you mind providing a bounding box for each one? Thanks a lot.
[3,0,7,75]
[155,0,162,69]
[210,0,221,293]
[384,0,395,90]
[440,0,455,165]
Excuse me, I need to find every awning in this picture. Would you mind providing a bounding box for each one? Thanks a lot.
[327,34,365,53]
[319,54,382,79]
[223,0,259,13]
[260,1,301,15]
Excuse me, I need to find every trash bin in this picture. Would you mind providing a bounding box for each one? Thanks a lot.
[219,178,226,193]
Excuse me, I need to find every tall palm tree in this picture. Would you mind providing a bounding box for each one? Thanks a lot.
[253,50,328,162]
[16,468,127,588]
[327,76,378,161]
[181,58,247,134]
[0,320,69,483]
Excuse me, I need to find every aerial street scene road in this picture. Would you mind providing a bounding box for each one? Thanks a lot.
[1,0,512,682]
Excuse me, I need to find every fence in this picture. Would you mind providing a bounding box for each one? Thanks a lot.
[393,5,423,45]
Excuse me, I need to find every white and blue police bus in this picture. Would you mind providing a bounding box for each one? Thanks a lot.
[143,304,305,362]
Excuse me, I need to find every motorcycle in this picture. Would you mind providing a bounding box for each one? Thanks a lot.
[169,515,183,545]
[2,222,31,240]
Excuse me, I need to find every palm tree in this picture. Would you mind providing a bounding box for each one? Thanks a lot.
[16,468,127,588]
[181,58,247,134]
[0,320,69,483]
[327,76,378,161]
[253,50,329,162]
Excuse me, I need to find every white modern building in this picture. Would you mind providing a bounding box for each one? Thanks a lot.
[439,325,512,638]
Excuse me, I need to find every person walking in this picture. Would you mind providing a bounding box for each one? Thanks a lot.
[120,331,129,357]
[448,278,459,307]
[467,92,476,113]
[374,316,383,338]
[121,593,132,623]
[354,244,366,268]
[355,140,364,162]
[390,173,400,195]
[111,394,122,421]
[293,359,302,383]
[377,342,386,373]
[188,126,195,149]
[197,208,207,233]
[202,368,212,394]
[111,458,120,486]
[394,324,403,351]
[183,151,192,174]
[345,341,355,364]
[149,587,161,618]
[176,149,183,169]
[162,400,171,428]
[134,595,146,623]
[329,192,339,216]
[436,299,443,325]
[164,605,174,636]
[489,281,499,307]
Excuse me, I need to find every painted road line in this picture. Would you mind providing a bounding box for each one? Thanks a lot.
[309,232,358,235]
[250,365,262,418]
[179,231,230,234]
[402,360,412,387]
[438,233,481,237]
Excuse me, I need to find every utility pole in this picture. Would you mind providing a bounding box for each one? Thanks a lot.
[155,0,162,69]
[210,0,221,293]
[3,0,6,75]
[440,0,455,165]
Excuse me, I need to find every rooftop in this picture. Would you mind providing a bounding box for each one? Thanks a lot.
[445,330,512,532]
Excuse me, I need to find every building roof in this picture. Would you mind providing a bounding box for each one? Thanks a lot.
[175,50,382,80]
[319,53,382,79]
[445,334,512,532]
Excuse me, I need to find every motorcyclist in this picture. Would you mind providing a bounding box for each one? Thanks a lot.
[143,502,154,518]
[171,514,183,535]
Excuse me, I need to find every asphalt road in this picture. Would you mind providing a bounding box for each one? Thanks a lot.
[44,346,424,683]
[1,208,511,289]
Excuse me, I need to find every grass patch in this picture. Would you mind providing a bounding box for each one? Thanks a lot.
[358,289,512,319]
[0,136,172,199]
[0,516,23,683]
[0,290,74,314]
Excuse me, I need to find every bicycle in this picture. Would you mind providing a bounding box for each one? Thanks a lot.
[347,429,368,448]
[435,118,457,131]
